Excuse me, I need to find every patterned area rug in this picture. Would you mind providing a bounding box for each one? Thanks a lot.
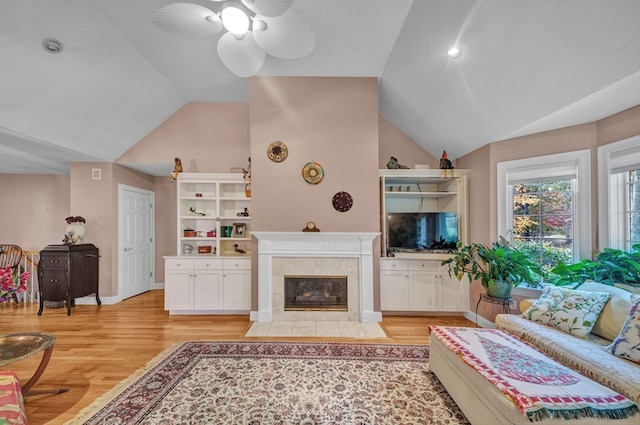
[68,341,469,425]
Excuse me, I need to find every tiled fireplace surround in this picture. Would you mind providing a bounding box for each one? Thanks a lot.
[250,232,382,323]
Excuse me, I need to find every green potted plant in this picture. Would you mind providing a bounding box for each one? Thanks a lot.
[441,240,545,298]
[549,244,640,288]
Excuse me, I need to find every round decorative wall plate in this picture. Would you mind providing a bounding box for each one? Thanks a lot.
[302,161,324,184]
[332,191,353,212]
[267,141,288,163]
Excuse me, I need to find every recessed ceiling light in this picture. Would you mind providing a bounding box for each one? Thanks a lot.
[448,46,462,58]
[42,38,63,54]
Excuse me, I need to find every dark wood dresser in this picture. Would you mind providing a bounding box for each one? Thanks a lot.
[37,244,101,316]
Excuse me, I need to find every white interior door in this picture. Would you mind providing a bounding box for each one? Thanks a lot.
[119,184,154,300]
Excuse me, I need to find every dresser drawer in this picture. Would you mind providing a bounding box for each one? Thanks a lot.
[407,260,437,271]
[193,258,223,270]
[380,259,407,271]
[223,258,251,270]
[164,258,194,270]
[40,255,68,269]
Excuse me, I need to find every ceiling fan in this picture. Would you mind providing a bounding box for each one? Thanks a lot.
[152,0,316,77]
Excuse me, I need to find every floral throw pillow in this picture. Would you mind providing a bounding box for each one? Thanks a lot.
[604,294,640,364]
[521,287,612,338]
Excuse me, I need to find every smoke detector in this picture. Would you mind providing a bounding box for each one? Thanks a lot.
[42,38,63,54]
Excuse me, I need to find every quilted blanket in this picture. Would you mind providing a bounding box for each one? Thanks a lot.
[430,326,639,422]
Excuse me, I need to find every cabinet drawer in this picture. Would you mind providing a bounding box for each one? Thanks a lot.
[380,259,407,271]
[40,270,68,300]
[223,258,251,270]
[40,255,68,269]
[164,258,194,270]
[407,260,437,271]
[193,258,223,270]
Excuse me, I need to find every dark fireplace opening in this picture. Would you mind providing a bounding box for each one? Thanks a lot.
[284,275,348,311]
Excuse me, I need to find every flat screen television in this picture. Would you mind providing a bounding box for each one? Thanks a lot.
[386,212,458,253]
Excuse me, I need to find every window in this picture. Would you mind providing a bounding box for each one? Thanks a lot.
[498,150,591,272]
[598,136,640,251]
[512,179,574,270]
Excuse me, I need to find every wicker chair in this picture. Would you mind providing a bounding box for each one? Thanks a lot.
[0,244,23,302]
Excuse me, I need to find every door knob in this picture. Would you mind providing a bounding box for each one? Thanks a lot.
[124,247,133,251]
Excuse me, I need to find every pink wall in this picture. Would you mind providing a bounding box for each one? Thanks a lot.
[597,105,640,146]
[118,102,251,173]
[249,77,380,232]
[379,115,439,170]
[0,175,70,250]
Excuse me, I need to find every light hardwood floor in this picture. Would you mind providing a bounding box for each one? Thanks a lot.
[0,290,473,424]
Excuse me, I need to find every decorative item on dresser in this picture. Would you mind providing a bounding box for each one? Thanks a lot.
[37,243,101,316]
[63,216,86,245]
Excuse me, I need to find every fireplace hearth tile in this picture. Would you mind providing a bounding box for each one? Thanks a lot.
[245,321,387,338]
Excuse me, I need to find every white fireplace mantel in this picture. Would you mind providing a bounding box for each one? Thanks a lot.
[250,232,381,323]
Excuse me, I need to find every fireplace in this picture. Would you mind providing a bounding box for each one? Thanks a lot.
[284,275,348,311]
[251,231,381,323]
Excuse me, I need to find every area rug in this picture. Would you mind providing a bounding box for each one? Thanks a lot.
[67,341,469,425]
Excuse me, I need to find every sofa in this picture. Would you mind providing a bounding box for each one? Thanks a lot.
[495,281,640,404]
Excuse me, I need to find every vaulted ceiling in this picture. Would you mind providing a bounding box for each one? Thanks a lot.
[1,0,639,175]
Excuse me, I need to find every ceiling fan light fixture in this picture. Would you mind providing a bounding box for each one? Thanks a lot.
[152,0,315,77]
[252,19,267,32]
[221,4,250,35]
[448,46,462,58]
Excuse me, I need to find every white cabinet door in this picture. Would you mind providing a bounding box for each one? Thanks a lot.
[380,271,409,310]
[164,269,193,311]
[194,269,223,310]
[408,272,439,311]
[439,272,469,311]
[223,269,251,310]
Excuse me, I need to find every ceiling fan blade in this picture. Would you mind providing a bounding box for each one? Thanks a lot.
[217,32,266,77]
[241,0,293,17]
[152,3,223,37]
[253,9,315,59]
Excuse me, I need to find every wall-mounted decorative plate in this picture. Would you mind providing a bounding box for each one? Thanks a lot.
[332,191,353,212]
[302,161,324,184]
[267,141,288,163]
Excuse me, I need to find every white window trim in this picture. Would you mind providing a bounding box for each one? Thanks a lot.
[497,149,592,261]
[597,135,640,251]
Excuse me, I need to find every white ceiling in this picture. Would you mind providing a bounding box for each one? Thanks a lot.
[1,0,639,175]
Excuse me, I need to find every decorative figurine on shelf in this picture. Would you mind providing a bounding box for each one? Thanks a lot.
[302,221,320,232]
[233,244,246,254]
[236,208,250,217]
[170,157,183,181]
[386,156,409,169]
[439,151,454,177]
[242,157,251,182]
[188,207,206,216]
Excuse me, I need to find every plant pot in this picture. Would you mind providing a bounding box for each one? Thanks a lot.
[485,277,512,299]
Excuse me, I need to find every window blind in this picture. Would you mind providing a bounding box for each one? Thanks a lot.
[506,160,577,185]
[610,145,640,174]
